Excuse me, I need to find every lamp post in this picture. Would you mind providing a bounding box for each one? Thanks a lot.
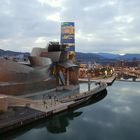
[88,62,91,91]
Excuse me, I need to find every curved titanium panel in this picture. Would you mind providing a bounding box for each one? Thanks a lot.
[0,58,51,83]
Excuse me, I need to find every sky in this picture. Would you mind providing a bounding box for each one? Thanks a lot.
[0,0,140,54]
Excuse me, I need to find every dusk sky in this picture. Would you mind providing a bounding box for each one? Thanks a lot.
[0,0,140,54]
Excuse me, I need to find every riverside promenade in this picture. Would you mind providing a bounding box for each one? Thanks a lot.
[79,75,116,85]
[0,82,107,134]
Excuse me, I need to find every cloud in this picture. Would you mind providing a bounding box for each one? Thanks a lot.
[0,0,139,53]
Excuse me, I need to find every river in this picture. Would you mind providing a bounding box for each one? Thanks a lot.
[1,81,140,140]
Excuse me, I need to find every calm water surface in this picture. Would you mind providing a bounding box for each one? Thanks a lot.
[1,81,140,140]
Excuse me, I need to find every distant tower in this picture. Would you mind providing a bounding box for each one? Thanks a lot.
[61,22,75,53]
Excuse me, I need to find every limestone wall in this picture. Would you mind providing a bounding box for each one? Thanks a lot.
[0,78,56,95]
[0,96,8,112]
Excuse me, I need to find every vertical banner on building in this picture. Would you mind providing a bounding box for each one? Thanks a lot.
[61,22,75,52]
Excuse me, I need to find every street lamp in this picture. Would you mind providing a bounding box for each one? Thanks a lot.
[88,62,92,91]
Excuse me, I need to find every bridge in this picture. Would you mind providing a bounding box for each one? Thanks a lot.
[115,67,140,81]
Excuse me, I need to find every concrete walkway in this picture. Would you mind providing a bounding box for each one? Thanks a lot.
[79,75,116,85]
[0,82,107,134]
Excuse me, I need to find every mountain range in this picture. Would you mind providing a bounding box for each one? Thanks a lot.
[0,49,29,57]
[0,49,140,62]
[96,53,140,60]
[76,52,140,62]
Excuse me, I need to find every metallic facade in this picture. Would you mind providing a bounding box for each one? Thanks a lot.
[0,58,51,83]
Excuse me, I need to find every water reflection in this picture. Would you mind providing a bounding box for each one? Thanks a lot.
[1,81,140,140]
[0,90,107,139]
[44,90,107,134]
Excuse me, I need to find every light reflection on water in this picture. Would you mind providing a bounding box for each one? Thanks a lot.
[1,81,140,140]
